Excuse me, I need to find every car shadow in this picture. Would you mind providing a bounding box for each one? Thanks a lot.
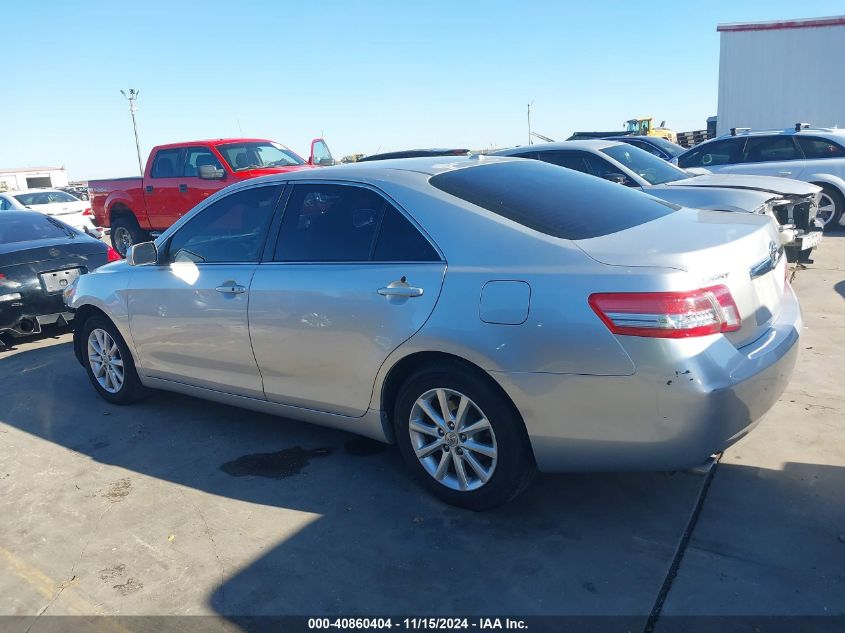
[1,342,842,625]
[0,323,73,354]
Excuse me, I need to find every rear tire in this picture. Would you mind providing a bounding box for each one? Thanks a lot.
[81,315,145,405]
[110,215,149,257]
[816,185,844,231]
[393,362,536,510]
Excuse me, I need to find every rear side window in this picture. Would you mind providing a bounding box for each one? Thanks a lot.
[429,160,678,240]
[151,149,181,178]
[739,136,801,163]
[275,184,385,262]
[678,138,744,168]
[373,205,439,262]
[797,136,845,159]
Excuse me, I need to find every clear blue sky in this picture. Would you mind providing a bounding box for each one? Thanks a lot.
[3,0,843,180]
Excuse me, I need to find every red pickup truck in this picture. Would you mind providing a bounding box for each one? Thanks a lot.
[90,137,334,255]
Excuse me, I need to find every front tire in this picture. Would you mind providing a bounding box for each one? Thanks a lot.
[82,315,145,405]
[110,215,149,257]
[393,363,536,510]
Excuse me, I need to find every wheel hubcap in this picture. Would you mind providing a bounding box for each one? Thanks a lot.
[817,193,836,227]
[114,228,132,256]
[409,388,498,492]
[87,328,124,394]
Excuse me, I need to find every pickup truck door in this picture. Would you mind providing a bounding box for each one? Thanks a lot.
[127,184,282,397]
[179,146,227,215]
[248,183,445,416]
[145,148,185,230]
[308,138,335,166]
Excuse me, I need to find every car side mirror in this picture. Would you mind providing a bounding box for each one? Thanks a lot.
[198,164,225,180]
[317,157,335,166]
[602,173,629,185]
[127,241,158,266]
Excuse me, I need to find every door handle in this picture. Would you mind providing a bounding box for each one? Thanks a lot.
[215,284,246,294]
[145,185,153,193]
[378,286,423,297]
[179,183,188,192]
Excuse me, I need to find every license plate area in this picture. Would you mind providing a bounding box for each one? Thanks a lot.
[40,268,82,293]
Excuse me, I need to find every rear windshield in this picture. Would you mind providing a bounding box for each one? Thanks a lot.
[429,160,678,240]
[0,213,78,244]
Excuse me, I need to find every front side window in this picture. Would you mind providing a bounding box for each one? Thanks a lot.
[166,186,280,264]
[183,146,223,177]
[217,142,305,171]
[274,184,386,262]
[797,136,845,159]
[535,150,593,175]
[739,136,801,163]
[600,145,687,185]
[677,138,745,168]
[14,191,79,205]
[151,149,181,178]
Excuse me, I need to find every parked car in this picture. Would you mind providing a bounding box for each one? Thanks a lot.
[358,148,470,162]
[67,157,800,509]
[493,140,823,260]
[604,135,686,161]
[88,137,334,256]
[0,210,118,342]
[0,189,104,239]
[60,186,90,201]
[675,125,845,230]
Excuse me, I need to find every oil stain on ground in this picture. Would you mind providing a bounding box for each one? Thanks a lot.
[344,437,388,456]
[220,446,332,479]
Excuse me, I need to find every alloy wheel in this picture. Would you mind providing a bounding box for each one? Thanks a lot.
[88,328,125,394]
[408,388,498,491]
[114,227,132,256]
[817,193,836,227]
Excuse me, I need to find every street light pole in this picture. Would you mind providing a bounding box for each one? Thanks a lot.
[120,89,143,175]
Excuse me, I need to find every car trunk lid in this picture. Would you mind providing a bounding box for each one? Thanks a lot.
[575,209,786,348]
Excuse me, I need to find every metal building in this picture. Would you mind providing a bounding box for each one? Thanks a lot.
[716,15,845,135]
[0,166,69,192]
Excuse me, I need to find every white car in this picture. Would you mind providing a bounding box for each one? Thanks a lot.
[676,125,845,230]
[0,189,104,239]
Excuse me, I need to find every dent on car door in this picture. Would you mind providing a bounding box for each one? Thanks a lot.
[127,184,282,397]
[249,183,446,417]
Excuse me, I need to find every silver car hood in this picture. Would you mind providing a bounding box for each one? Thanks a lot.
[643,185,774,213]
[664,173,820,197]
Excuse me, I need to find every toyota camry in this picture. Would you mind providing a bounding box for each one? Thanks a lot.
[65,156,801,509]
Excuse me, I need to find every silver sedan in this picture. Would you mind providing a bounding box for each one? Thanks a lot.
[65,156,801,509]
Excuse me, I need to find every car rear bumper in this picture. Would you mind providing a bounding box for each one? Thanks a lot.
[492,283,802,472]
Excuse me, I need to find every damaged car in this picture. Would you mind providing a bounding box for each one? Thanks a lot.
[0,211,119,344]
[493,140,823,261]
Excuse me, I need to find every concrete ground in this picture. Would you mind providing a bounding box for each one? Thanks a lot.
[0,236,843,632]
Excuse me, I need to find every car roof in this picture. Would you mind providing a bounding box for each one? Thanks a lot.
[154,138,277,149]
[493,140,622,156]
[245,155,525,185]
[5,188,69,195]
[0,210,54,221]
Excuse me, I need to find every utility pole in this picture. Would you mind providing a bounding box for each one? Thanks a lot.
[527,101,534,145]
[120,89,143,175]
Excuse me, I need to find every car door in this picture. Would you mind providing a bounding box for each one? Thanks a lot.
[249,182,446,416]
[725,135,806,179]
[127,184,282,398]
[180,146,226,214]
[677,137,746,174]
[145,147,184,228]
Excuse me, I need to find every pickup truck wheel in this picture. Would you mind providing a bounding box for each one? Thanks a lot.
[110,216,149,257]
[816,186,844,231]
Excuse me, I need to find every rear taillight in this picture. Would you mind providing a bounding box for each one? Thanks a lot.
[589,285,741,338]
[106,246,122,262]
[83,208,93,216]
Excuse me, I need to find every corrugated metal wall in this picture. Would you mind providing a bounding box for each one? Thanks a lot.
[717,23,845,135]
